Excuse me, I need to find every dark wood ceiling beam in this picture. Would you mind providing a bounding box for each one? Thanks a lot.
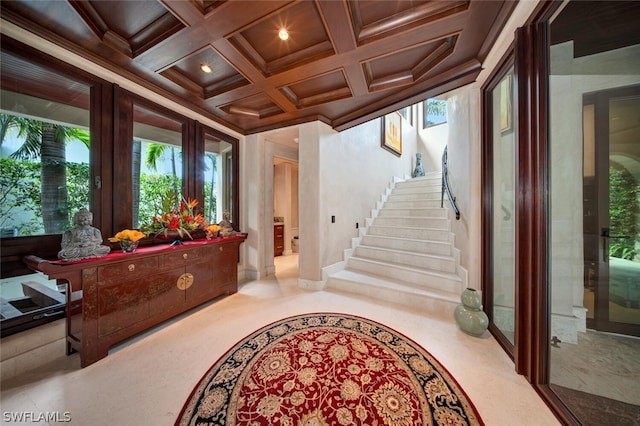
[263,87,298,113]
[477,0,518,61]
[135,1,292,71]
[129,13,184,57]
[315,0,357,53]
[135,27,216,72]
[368,71,414,92]
[102,30,133,58]
[159,0,206,27]
[204,74,249,99]
[342,63,368,97]
[358,0,468,42]
[159,68,205,97]
[203,0,294,38]
[68,1,108,40]
[334,58,481,131]
[413,36,457,81]
[265,40,334,75]
[227,34,267,74]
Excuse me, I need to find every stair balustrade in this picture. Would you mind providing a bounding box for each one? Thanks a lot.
[441,146,461,220]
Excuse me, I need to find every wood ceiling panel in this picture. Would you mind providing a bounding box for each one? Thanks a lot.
[221,93,284,119]
[228,1,334,76]
[363,35,457,92]
[70,0,185,57]
[0,0,516,135]
[192,0,225,16]
[282,70,351,108]
[159,46,249,98]
[350,0,468,44]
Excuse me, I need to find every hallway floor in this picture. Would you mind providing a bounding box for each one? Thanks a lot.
[0,254,559,425]
[550,327,640,405]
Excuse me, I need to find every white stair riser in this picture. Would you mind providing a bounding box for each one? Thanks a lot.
[353,247,456,273]
[388,191,441,201]
[384,200,443,209]
[393,185,441,195]
[347,258,462,293]
[360,235,452,256]
[326,277,458,316]
[373,217,449,229]
[367,226,450,241]
[377,208,448,218]
[395,178,441,187]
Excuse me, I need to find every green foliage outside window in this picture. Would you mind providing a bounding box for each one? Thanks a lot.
[2,161,218,236]
[0,158,89,235]
[136,175,217,225]
[609,161,639,260]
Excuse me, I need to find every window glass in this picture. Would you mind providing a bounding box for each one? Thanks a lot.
[203,132,232,225]
[131,104,184,228]
[423,99,447,128]
[1,50,91,237]
[490,67,516,345]
[399,106,413,126]
[0,48,92,335]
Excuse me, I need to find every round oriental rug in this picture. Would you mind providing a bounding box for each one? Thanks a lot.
[176,313,483,425]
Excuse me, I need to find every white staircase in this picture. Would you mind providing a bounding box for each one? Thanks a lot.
[325,172,465,316]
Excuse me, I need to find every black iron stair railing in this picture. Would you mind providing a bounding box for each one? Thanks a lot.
[441,146,460,220]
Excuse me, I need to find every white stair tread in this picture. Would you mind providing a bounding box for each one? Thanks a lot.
[356,245,454,262]
[349,256,461,280]
[328,269,459,303]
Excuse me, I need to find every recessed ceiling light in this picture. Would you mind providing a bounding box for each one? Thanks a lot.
[278,28,289,41]
[200,64,212,73]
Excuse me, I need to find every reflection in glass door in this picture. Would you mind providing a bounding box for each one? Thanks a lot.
[488,66,516,346]
[584,89,640,335]
[548,2,640,421]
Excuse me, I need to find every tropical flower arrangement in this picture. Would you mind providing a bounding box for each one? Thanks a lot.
[140,191,207,240]
[109,229,146,252]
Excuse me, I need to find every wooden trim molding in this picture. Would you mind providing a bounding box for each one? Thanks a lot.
[481,50,516,360]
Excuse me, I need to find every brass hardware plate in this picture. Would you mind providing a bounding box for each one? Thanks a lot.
[177,272,194,290]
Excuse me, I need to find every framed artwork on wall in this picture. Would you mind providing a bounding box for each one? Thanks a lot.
[381,112,402,156]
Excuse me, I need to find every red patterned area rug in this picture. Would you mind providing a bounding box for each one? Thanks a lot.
[176,313,483,425]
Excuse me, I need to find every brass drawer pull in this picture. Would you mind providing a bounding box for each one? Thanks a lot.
[128,264,135,271]
[183,253,188,259]
[177,273,194,290]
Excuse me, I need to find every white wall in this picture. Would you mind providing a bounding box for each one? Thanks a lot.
[296,117,417,287]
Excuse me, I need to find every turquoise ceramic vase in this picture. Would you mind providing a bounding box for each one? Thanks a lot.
[454,288,489,337]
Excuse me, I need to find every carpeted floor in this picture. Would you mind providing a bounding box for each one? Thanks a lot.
[176,313,483,425]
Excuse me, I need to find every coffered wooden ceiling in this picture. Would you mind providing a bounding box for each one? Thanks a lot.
[1,0,516,135]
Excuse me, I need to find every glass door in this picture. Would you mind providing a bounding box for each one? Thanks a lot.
[491,67,516,346]
[547,2,640,422]
[584,88,640,336]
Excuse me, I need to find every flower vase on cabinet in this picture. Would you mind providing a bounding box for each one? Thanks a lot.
[120,240,139,253]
